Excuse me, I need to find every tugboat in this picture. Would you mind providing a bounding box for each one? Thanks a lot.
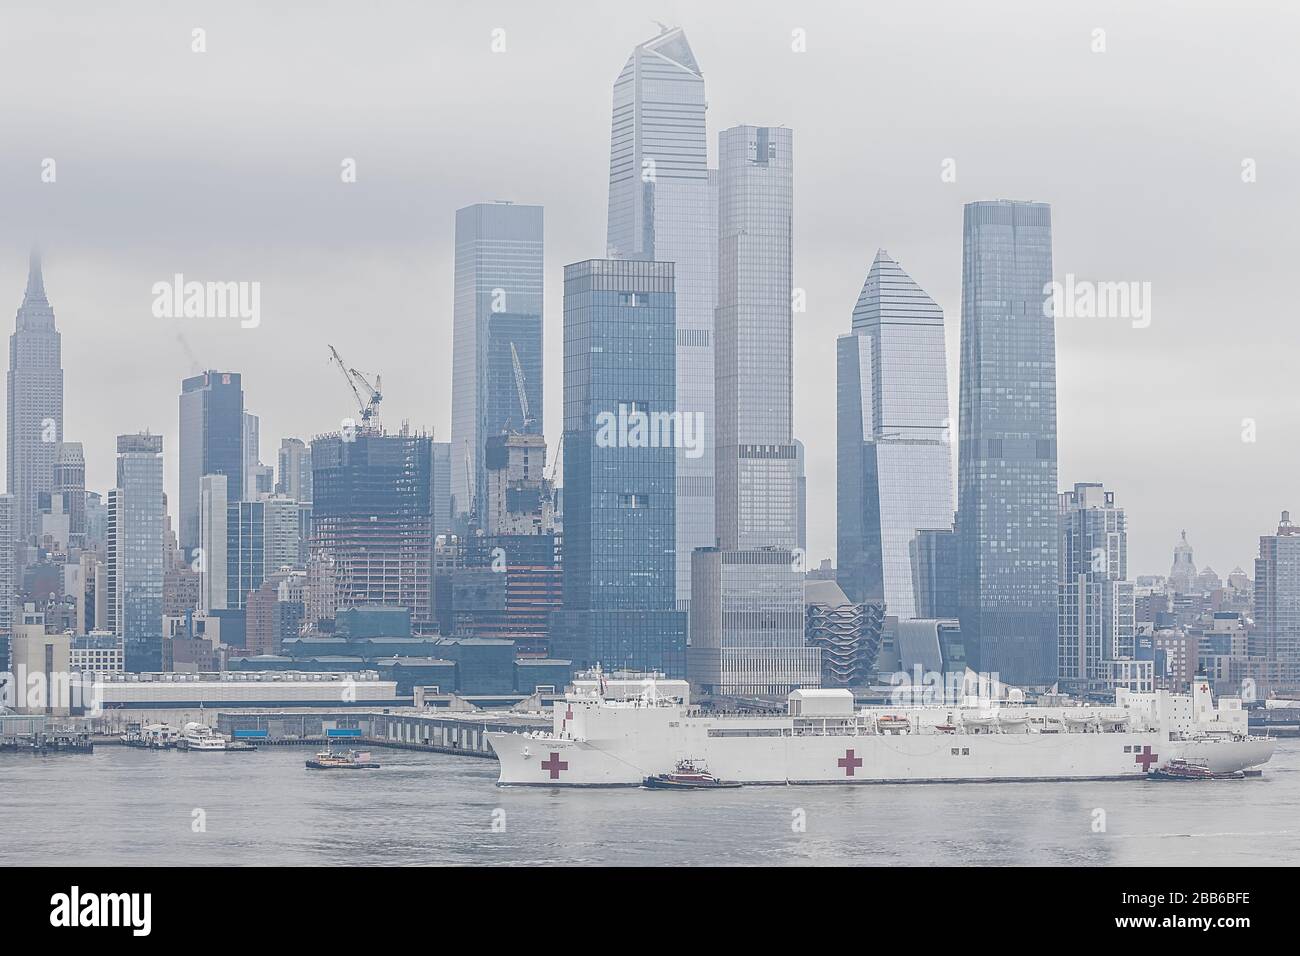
[1150,758,1245,781]
[305,748,380,770]
[643,759,740,790]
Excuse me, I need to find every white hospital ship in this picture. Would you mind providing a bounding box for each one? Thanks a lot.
[487,674,1275,786]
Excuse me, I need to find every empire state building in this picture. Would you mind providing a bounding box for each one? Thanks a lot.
[8,248,65,550]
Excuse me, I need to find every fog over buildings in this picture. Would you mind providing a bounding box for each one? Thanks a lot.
[3,0,1299,577]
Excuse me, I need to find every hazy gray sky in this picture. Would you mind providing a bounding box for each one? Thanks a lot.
[2,0,1297,577]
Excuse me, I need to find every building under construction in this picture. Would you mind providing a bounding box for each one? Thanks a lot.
[310,429,435,632]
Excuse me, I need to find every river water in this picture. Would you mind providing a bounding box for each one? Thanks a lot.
[2,741,1297,865]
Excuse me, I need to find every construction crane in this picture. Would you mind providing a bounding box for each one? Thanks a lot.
[463,440,476,523]
[509,342,534,431]
[327,345,382,431]
[547,431,564,484]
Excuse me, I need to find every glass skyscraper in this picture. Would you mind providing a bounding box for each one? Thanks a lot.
[714,125,799,552]
[450,201,543,526]
[108,433,164,672]
[689,125,816,696]
[837,250,954,620]
[179,370,244,559]
[276,437,313,502]
[550,259,685,675]
[8,249,64,550]
[956,200,1059,686]
[607,26,717,607]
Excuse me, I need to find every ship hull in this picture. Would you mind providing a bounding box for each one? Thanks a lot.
[488,730,1275,788]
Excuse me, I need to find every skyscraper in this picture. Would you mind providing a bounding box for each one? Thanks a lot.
[449,202,543,526]
[276,437,313,502]
[7,249,64,550]
[837,250,954,620]
[956,200,1058,686]
[242,411,261,500]
[179,371,243,558]
[1253,511,1300,690]
[1057,482,1136,695]
[714,125,798,551]
[107,433,164,671]
[198,474,228,612]
[689,125,817,696]
[550,259,685,675]
[310,430,434,628]
[607,26,717,607]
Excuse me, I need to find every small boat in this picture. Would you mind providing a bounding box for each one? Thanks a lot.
[224,740,258,753]
[876,715,911,734]
[643,759,740,790]
[933,723,958,733]
[1150,758,1245,781]
[178,723,227,751]
[305,749,380,770]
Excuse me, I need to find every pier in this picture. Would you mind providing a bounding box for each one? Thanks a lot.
[215,708,550,759]
[0,731,94,754]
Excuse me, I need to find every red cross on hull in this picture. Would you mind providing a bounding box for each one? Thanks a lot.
[837,749,864,776]
[1134,745,1159,772]
[540,751,569,779]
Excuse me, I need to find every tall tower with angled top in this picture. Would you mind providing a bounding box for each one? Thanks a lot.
[607,26,717,609]
[837,250,954,618]
[8,248,65,553]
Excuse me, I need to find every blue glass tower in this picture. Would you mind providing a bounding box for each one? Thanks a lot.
[108,433,164,671]
[956,200,1058,685]
[179,370,243,559]
[551,259,685,675]
[607,27,717,607]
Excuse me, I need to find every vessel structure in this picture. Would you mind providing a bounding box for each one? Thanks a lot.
[487,675,1275,787]
[305,748,380,770]
[643,758,740,790]
[178,722,229,752]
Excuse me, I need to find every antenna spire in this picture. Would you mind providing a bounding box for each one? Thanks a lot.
[26,245,46,301]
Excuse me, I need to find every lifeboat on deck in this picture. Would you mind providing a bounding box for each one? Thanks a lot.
[876,715,910,734]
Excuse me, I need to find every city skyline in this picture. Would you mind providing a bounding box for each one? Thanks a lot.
[3,1,1299,888]
[4,3,1297,579]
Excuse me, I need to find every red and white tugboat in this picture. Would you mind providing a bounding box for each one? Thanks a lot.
[643,758,740,790]
[1149,758,1245,781]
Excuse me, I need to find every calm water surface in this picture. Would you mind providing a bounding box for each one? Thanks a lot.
[3,741,1298,865]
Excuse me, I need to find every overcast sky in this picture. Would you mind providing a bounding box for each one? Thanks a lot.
[2,0,1297,577]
